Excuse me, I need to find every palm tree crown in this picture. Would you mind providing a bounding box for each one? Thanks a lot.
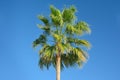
[33,4,91,74]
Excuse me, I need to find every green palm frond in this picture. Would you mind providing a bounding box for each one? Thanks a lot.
[39,56,52,69]
[44,45,56,58]
[39,45,57,69]
[75,21,91,35]
[61,53,83,68]
[33,34,46,47]
[50,5,63,26]
[76,47,88,59]
[76,40,91,48]
[61,47,88,68]
[38,15,49,26]
[39,44,49,55]
[62,6,76,23]
[65,24,77,34]
[37,24,50,35]
[39,45,56,56]
[72,47,88,62]
[57,42,71,54]
[67,37,91,49]
[52,33,63,42]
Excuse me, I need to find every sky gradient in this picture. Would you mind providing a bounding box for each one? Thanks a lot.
[0,0,120,80]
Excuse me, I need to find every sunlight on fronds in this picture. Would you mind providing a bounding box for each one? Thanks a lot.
[50,5,63,26]
[33,5,91,70]
[65,24,77,34]
[62,6,76,23]
[76,21,91,34]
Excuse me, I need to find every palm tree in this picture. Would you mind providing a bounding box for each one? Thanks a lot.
[33,5,91,80]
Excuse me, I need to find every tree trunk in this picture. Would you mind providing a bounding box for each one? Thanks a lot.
[56,54,61,80]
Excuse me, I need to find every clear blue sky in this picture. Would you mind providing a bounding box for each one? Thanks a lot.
[0,0,120,80]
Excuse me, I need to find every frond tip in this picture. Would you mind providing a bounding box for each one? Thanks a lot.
[38,15,49,26]
[76,21,91,34]
[33,35,46,48]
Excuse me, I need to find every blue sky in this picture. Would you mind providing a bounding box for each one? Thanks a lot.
[0,0,120,80]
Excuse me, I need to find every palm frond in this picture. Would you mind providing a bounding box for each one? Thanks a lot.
[57,42,71,54]
[33,34,46,48]
[61,46,88,68]
[65,24,77,35]
[75,21,91,35]
[61,53,83,68]
[62,6,76,23]
[39,45,57,69]
[66,37,91,49]
[72,47,88,62]
[38,15,49,26]
[50,5,63,26]
[39,56,52,69]
[37,24,50,35]
[76,40,91,48]
[52,33,63,42]
[39,44,49,55]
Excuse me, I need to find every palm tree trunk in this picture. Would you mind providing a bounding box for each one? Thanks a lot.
[56,54,61,80]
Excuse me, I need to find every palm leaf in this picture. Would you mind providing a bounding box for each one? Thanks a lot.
[65,23,77,35]
[66,37,91,49]
[75,21,91,35]
[39,45,57,69]
[38,15,49,26]
[33,34,46,47]
[37,24,50,35]
[50,5,63,26]
[62,6,76,23]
